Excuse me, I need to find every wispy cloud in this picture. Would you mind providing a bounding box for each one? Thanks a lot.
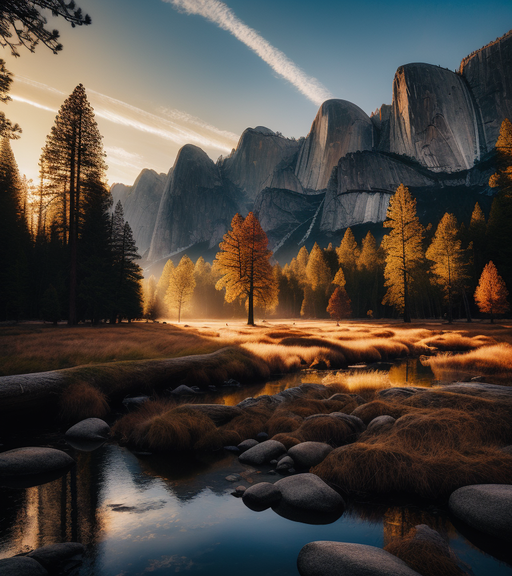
[10,94,57,113]
[158,107,239,141]
[165,0,333,106]
[104,146,146,169]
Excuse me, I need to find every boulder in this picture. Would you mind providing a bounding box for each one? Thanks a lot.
[65,418,110,441]
[448,484,512,540]
[439,382,512,401]
[0,557,48,575]
[288,442,333,469]
[239,440,287,465]
[256,432,269,442]
[237,439,259,453]
[122,395,150,410]
[180,404,242,426]
[0,447,74,477]
[170,384,198,396]
[366,415,396,434]
[276,456,295,473]
[297,541,421,576]
[27,542,85,571]
[329,413,366,435]
[242,482,282,511]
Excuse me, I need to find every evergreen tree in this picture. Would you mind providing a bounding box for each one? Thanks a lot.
[426,213,468,323]
[357,231,385,318]
[215,212,275,325]
[39,84,107,324]
[327,287,352,321]
[305,243,332,317]
[0,59,21,139]
[166,255,196,322]
[336,228,359,270]
[381,184,424,322]
[332,267,346,287]
[474,261,510,323]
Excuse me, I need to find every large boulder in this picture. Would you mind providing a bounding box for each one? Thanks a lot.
[0,557,48,575]
[448,484,512,540]
[288,442,333,469]
[65,418,110,441]
[297,541,421,576]
[239,440,287,465]
[366,415,396,434]
[242,482,282,511]
[0,447,74,477]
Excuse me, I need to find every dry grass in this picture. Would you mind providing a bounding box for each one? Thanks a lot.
[322,370,391,393]
[384,527,466,576]
[59,381,109,422]
[351,400,405,424]
[425,343,512,384]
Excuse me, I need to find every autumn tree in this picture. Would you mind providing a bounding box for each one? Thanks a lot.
[142,275,158,320]
[215,212,275,325]
[336,228,359,270]
[39,84,107,324]
[166,255,196,322]
[327,287,352,321]
[0,0,91,56]
[474,261,510,323]
[381,184,424,322]
[155,259,174,318]
[426,213,468,323]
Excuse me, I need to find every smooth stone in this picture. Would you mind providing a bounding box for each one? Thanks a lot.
[222,379,240,388]
[223,446,240,454]
[234,485,246,495]
[180,404,242,425]
[239,440,286,465]
[225,475,240,482]
[366,415,396,434]
[237,439,259,453]
[0,557,48,575]
[256,432,269,442]
[27,543,85,570]
[242,482,282,511]
[65,418,110,441]
[170,385,198,396]
[0,447,75,477]
[276,456,295,472]
[329,413,366,434]
[65,438,105,452]
[449,484,512,540]
[297,541,421,576]
[288,442,333,469]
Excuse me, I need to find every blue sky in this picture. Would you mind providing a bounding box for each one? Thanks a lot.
[3,0,512,185]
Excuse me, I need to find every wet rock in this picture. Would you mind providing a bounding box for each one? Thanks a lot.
[297,541,421,576]
[366,415,396,434]
[0,557,48,575]
[170,384,198,396]
[439,382,512,401]
[65,418,110,441]
[0,447,74,478]
[27,542,85,571]
[180,404,242,425]
[225,475,240,482]
[449,484,512,540]
[288,442,333,469]
[237,439,259,453]
[242,482,282,511]
[239,440,287,465]
[233,485,246,496]
[276,456,295,473]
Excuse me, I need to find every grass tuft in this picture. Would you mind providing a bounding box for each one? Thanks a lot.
[59,381,109,422]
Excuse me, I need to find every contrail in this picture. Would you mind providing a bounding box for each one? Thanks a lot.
[165,0,333,106]
[10,95,57,113]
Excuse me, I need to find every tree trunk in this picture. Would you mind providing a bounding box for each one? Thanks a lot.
[248,282,254,325]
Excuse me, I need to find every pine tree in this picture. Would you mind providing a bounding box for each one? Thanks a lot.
[357,231,385,318]
[336,228,359,270]
[39,84,107,324]
[304,243,331,317]
[215,212,275,325]
[332,267,346,287]
[381,184,424,322]
[426,213,468,323]
[327,287,352,321]
[474,261,510,323]
[0,59,21,139]
[166,255,196,322]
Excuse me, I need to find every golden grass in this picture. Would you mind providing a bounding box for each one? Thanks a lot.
[425,343,512,384]
[59,381,109,422]
[322,370,391,393]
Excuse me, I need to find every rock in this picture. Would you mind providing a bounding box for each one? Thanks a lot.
[0,447,74,477]
[242,482,282,511]
[223,446,240,454]
[276,456,295,473]
[390,63,480,172]
[65,418,110,441]
[297,541,421,576]
[439,382,512,401]
[222,379,241,388]
[329,413,366,435]
[295,99,373,191]
[238,440,287,465]
[179,404,242,426]
[378,387,422,400]
[272,473,345,525]
[27,542,85,571]
[122,395,150,410]
[0,557,48,575]
[237,439,259,453]
[233,485,246,496]
[256,432,269,442]
[110,168,168,257]
[288,442,333,469]
[366,415,396,434]
[225,475,240,482]
[501,445,512,456]
[449,484,512,540]
[170,384,198,396]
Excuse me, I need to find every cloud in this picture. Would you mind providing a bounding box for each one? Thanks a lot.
[10,94,57,113]
[165,0,333,106]
[104,146,146,169]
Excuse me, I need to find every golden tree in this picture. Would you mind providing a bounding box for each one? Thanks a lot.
[166,255,196,323]
[336,227,359,270]
[357,231,381,271]
[327,287,352,321]
[474,261,510,323]
[426,213,468,323]
[215,212,275,325]
[332,267,346,287]
[155,259,174,318]
[381,184,424,322]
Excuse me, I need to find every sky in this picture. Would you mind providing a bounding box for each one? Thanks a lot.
[2,0,512,186]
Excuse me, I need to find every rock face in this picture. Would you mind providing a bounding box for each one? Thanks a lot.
[295,100,373,191]
[111,169,168,257]
[390,63,480,172]
[147,145,241,261]
[460,30,512,153]
[221,127,300,201]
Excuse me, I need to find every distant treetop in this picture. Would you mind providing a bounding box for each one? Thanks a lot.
[0,0,91,56]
